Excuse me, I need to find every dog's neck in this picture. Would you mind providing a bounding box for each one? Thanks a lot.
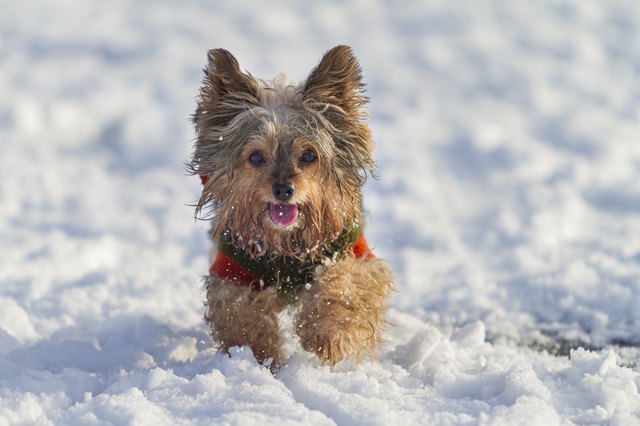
[215,224,364,302]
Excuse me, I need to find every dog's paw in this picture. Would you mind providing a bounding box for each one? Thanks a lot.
[295,292,378,367]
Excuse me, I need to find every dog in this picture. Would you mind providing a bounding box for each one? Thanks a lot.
[188,45,393,367]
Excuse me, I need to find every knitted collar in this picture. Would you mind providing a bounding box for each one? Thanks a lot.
[215,224,364,302]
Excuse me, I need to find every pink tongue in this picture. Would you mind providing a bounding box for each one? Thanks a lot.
[269,204,299,227]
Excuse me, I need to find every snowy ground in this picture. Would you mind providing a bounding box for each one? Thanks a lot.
[2,0,640,424]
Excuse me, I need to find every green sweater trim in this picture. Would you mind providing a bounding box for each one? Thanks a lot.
[216,225,363,303]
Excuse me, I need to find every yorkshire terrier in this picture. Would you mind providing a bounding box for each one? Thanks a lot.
[189,45,393,367]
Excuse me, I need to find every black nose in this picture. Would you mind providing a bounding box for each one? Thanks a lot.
[272,182,295,201]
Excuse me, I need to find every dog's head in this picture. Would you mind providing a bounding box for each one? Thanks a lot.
[189,46,374,258]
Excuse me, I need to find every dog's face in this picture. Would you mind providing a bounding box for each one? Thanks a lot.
[190,46,374,258]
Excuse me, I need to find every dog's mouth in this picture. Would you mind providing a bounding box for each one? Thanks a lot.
[269,203,299,228]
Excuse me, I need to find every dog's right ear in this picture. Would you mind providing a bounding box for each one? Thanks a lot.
[193,49,259,131]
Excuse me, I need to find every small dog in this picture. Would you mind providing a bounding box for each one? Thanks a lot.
[189,45,393,367]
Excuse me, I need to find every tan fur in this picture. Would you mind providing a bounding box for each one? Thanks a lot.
[204,276,285,365]
[191,46,394,367]
[295,256,394,366]
[200,131,361,259]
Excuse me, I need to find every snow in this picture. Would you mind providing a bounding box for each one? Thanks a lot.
[2,0,640,424]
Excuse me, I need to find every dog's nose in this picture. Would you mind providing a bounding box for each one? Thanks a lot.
[272,182,295,201]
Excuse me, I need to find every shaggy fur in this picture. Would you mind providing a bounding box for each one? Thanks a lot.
[295,255,393,365]
[190,45,393,367]
[204,277,285,365]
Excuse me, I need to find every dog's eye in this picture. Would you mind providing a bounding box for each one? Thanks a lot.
[249,152,265,166]
[300,149,317,164]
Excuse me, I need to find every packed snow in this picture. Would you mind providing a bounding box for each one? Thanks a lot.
[2,0,640,424]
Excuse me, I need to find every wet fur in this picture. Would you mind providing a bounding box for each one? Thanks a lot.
[190,46,393,366]
[204,277,286,365]
[295,255,393,365]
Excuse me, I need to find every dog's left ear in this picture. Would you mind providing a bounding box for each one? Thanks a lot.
[303,46,375,183]
[303,45,368,119]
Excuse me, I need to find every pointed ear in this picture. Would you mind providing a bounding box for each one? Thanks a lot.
[205,49,258,99]
[303,46,375,182]
[193,49,259,131]
[303,45,368,118]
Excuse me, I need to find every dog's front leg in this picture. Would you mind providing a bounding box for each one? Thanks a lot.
[295,256,393,366]
[205,276,285,366]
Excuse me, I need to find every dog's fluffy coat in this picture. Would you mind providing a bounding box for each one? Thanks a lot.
[189,45,393,367]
